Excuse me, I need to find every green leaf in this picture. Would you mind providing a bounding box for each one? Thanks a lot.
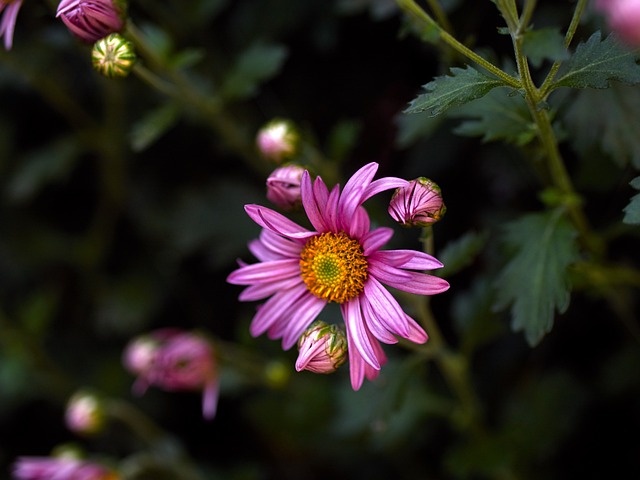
[221,42,288,101]
[522,27,569,68]
[405,66,506,116]
[438,230,489,277]
[494,211,579,346]
[552,31,640,90]
[450,87,536,146]
[130,103,181,152]
[563,84,640,169]
[6,137,79,202]
[623,177,640,225]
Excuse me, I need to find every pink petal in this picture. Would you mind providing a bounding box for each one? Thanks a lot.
[226,259,300,285]
[249,284,308,336]
[339,163,378,224]
[369,260,450,295]
[341,299,382,370]
[372,249,444,270]
[362,277,410,337]
[361,227,393,256]
[245,204,316,240]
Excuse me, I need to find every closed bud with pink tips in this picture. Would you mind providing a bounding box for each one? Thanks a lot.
[296,321,347,374]
[388,177,446,227]
[56,0,125,44]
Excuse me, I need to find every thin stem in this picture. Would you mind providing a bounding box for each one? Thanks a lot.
[425,0,454,34]
[396,0,521,88]
[539,0,590,97]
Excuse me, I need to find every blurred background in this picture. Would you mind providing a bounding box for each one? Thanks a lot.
[1,0,639,479]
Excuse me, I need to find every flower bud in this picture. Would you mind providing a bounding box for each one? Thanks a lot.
[266,164,305,211]
[57,0,124,44]
[296,321,347,374]
[123,329,220,420]
[65,391,106,436]
[388,177,446,227]
[92,33,136,79]
[256,119,300,163]
[595,0,640,47]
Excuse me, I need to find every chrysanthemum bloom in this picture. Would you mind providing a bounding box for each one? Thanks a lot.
[0,0,23,50]
[388,177,446,227]
[123,329,220,420]
[266,164,306,211]
[56,0,124,44]
[227,162,450,390]
[256,119,300,163]
[65,391,106,435]
[12,456,119,480]
[92,33,136,78]
[595,0,640,46]
[296,321,347,374]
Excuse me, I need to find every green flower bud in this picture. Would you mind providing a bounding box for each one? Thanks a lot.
[91,33,136,79]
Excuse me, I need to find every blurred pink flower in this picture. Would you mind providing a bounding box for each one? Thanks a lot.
[123,329,220,420]
[12,456,118,480]
[388,177,446,227]
[256,119,299,163]
[595,0,640,46]
[65,391,106,436]
[227,162,450,390]
[266,164,305,211]
[56,0,124,43]
[0,0,23,50]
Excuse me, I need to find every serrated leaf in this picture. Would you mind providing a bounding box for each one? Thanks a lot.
[405,66,506,116]
[522,27,569,68]
[552,31,640,90]
[450,87,536,146]
[221,42,288,101]
[623,177,640,225]
[563,84,640,169]
[494,211,579,346]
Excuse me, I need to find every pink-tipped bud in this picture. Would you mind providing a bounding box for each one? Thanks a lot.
[266,164,305,211]
[256,119,299,163]
[65,391,106,436]
[296,321,347,374]
[56,0,124,44]
[388,177,446,227]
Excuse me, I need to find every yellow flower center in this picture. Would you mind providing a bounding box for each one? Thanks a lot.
[299,232,368,303]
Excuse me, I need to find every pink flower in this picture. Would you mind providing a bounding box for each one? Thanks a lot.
[266,164,305,211]
[256,119,299,163]
[0,0,23,50]
[12,456,118,480]
[65,391,106,435]
[227,162,450,390]
[595,0,640,46]
[388,177,446,227]
[56,0,124,44]
[296,321,348,374]
[123,329,220,420]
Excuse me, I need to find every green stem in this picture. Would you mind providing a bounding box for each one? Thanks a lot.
[539,0,589,97]
[425,0,454,34]
[395,0,521,88]
[413,227,485,438]
[505,2,595,253]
